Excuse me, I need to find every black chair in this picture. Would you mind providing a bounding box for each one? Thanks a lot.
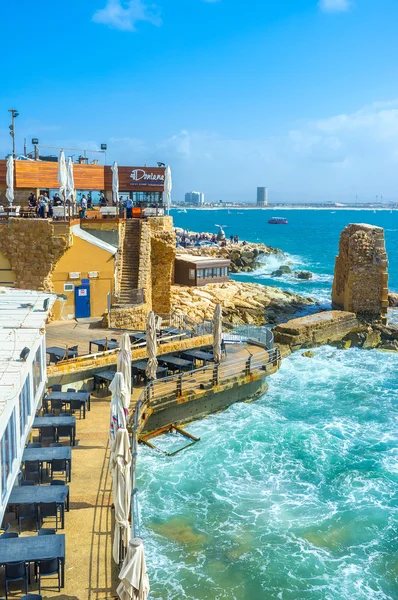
[70,345,78,355]
[20,481,35,487]
[5,561,29,599]
[38,528,56,536]
[50,479,65,485]
[67,388,76,392]
[50,442,63,447]
[39,502,59,531]
[221,340,227,357]
[27,442,42,448]
[50,459,69,483]
[18,503,38,534]
[21,595,43,600]
[36,558,61,593]
[39,426,56,445]
[70,399,83,419]
[51,384,62,392]
[50,399,63,413]
[24,460,41,484]
[57,425,73,445]
[43,413,55,418]
[0,532,18,539]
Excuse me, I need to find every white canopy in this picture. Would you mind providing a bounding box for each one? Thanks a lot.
[145,311,158,380]
[58,150,67,201]
[112,161,119,206]
[111,428,132,564]
[5,155,14,206]
[117,538,150,600]
[109,372,128,443]
[163,165,172,210]
[66,156,75,202]
[213,303,223,363]
[117,333,132,407]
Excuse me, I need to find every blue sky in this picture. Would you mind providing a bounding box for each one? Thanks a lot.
[1,0,398,203]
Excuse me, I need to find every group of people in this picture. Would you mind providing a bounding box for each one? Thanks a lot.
[176,229,245,248]
[26,191,112,219]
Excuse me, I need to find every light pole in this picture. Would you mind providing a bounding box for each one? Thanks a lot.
[8,109,19,158]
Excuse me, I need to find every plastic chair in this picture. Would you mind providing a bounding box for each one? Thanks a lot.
[70,399,83,419]
[18,503,38,534]
[43,413,55,418]
[20,481,35,487]
[27,442,42,448]
[5,561,29,599]
[50,459,69,483]
[0,532,18,539]
[50,442,63,447]
[67,388,76,392]
[24,461,41,484]
[50,479,65,486]
[36,558,61,593]
[51,384,62,392]
[39,425,56,444]
[57,424,73,445]
[38,528,56,536]
[50,399,63,413]
[39,502,60,531]
[21,595,43,600]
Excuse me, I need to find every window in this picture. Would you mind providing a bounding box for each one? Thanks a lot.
[19,375,31,436]
[205,268,212,279]
[64,283,75,292]
[197,269,204,279]
[214,268,221,277]
[33,346,42,397]
[1,409,17,501]
[222,267,228,277]
[189,269,195,280]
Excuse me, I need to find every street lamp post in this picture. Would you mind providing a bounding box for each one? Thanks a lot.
[8,109,19,158]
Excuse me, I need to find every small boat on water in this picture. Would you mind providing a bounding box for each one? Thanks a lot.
[268,216,288,224]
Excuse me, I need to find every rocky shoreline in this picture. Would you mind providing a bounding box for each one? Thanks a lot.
[171,281,315,326]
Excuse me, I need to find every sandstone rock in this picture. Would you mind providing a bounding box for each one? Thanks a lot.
[378,340,398,351]
[389,293,398,307]
[272,266,292,277]
[362,329,382,349]
[273,311,359,349]
[302,350,315,358]
[295,271,313,280]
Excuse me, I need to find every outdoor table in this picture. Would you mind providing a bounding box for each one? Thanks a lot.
[0,533,66,587]
[132,361,168,383]
[22,446,72,482]
[94,369,116,390]
[33,416,76,446]
[160,328,192,341]
[46,346,78,364]
[89,339,119,353]
[181,349,214,365]
[45,391,91,417]
[159,355,194,373]
[8,485,70,527]
[129,332,147,344]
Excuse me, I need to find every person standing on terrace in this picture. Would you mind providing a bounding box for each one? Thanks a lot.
[126,197,133,218]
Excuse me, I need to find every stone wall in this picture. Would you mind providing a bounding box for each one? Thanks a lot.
[105,305,147,330]
[332,224,388,323]
[149,218,176,314]
[0,219,72,291]
[138,221,152,308]
[0,189,37,205]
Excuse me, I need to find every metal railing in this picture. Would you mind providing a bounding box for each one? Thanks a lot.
[222,323,274,348]
[129,345,281,537]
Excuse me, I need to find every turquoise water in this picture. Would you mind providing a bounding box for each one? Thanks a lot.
[137,210,398,599]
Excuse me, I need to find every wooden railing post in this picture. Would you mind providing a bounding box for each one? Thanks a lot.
[177,374,183,397]
[212,364,219,386]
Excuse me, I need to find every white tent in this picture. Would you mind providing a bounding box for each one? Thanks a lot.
[117,333,132,407]
[213,303,223,363]
[117,538,150,600]
[5,155,14,206]
[163,165,172,212]
[145,311,158,380]
[111,428,132,564]
[66,157,75,202]
[112,161,119,207]
[109,372,128,443]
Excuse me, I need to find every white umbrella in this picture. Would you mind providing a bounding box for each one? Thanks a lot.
[117,333,132,409]
[117,538,150,600]
[163,165,172,212]
[213,303,223,363]
[66,157,75,202]
[112,161,119,207]
[109,372,128,443]
[58,150,67,219]
[5,155,14,206]
[145,311,158,380]
[111,428,132,564]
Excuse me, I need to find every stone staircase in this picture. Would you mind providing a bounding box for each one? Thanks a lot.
[117,219,143,305]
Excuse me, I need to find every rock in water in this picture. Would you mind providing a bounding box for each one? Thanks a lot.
[302,350,315,358]
[295,271,313,280]
[272,265,292,277]
[389,293,398,307]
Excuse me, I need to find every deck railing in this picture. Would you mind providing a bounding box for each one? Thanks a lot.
[129,345,281,537]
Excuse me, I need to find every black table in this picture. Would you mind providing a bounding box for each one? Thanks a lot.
[129,332,147,344]
[94,369,116,390]
[33,416,76,446]
[159,355,194,373]
[132,361,168,382]
[45,391,90,417]
[89,339,119,353]
[181,350,214,365]
[8,485,70,527]
[0,534,65,587]
[46,346,78,364]
[22,447,72,482]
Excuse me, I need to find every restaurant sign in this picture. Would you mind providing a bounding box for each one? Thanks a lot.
[129,168,165,187]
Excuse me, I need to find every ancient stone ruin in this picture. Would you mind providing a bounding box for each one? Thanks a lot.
[332,223,389,324]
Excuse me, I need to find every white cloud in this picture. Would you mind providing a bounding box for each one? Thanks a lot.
[93,0,161,31]
[318,0,352,13]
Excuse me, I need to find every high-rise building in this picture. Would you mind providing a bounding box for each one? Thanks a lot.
[185,191,205,205]
[257,187,268,206]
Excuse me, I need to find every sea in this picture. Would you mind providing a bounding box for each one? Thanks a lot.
[137,209,398,600]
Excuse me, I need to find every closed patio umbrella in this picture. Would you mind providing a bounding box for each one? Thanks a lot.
[111,428,132,564]
[145,311,158,380]
[111,161,119,207]
[117,537,150,600]
[5,155,14,206]
[109,372,128,443]
[58,150,67,219]
[213,303,223,363]
[66,157,75,203]
[117,333,132,409]
[163,165,172,213]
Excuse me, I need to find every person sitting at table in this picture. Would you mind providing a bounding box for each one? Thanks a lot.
[99,193,108,207]
[53,193,63,206]
[28,192,37,207]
